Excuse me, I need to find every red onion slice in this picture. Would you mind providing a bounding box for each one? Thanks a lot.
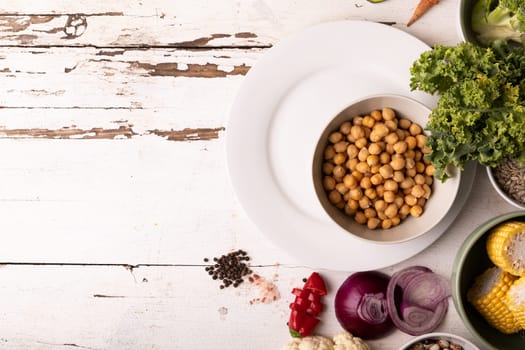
[386,266,449,336]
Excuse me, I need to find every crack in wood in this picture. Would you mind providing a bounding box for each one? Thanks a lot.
[129,61,250,77]
[0,126,225,141]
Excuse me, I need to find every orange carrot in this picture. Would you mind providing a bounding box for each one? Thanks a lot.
[407,0,440,27]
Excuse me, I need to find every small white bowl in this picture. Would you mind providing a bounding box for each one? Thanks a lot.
[486,166,525,210]
[399,332,480,350]
[312,94,461,244]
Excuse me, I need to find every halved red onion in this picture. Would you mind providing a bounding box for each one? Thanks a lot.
[386,266,450,335]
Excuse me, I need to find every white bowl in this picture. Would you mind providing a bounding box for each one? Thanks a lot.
[312,94,461,244]
[486,166,525,210]
[399,332,480,350]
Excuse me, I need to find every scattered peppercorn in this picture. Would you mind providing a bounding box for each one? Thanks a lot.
[203,249,253,289]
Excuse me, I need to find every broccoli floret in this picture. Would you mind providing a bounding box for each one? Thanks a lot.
[471,0,525,46]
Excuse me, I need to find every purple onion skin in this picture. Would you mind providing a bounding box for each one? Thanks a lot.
[335,271,395,339]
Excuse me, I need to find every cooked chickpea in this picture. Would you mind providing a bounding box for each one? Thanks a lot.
[348,199,359,211]
[370,164,381,174]
[385,120,398,132]
[414,150,423,161]
[405,158,416,170]
[405,194,418,206]
[370,110,382,121]
[382,107,395,120]
[398,118,411,130]
[368,143,382,155]
[379,152,391,164]
[351,170,364,182]
[425,164,435,176]
[374,199,387,212]
[384,190,395,203]
[425,175,433,186]
[411,184,425,198]
[400,177,415,190]
[410,205,423,217]
[349,188,363,201]
[405,136,417,150]
[340,121,352,134]
[394,195,404,208]
[324,145,335,159]
[351,125,366,140]
[409,123,422,136]
[415,161,425,173]
[417,197,426,207]
[385,132,399,145]
[360,176,373,189]
[355,162,370,174]
[355,137,368,149]
[362,115,375,128]
[334,141,349,153]
[358,148,369,162]
[390,155,405,171]
[393,141,408,154]
[333,165,346,178]
[382,219,393,229]
[365,188,377,200]
[399,204,410,218]
[367,217,381,230]
[393,170,405,183]
[370,173,384,186]
[329,131,343,144]
[395,129,408,141]
[353,116,363,126]
[335,200,345,209]
[384,179,399,192]
[391,216,401,226]
[344,203,357,216]
[323,162,334,175]
[329,190,342,204]
[323,176,336,191]
[379,164,394,179]
[355,211,367,224]
[371,123,389,141]
[406,168,416,177]
[333,153,347,165]
[336,183,349,195]
[385,203,398,218]
[346,144,359,159]
[416,134,426,148]
[366,155,379,167]
[360,196,372,209]
[346,158,358,171]
[343,174,357,189]
[423,184,432,199]
[376,184,385,197]
[414,174,425,185]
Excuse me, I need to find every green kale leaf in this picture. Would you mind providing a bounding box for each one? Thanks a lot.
[410,40,525,181]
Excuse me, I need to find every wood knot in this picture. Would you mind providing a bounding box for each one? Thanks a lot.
[64,14,87,39]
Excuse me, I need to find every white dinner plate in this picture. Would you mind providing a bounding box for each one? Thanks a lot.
[226,20,475,271]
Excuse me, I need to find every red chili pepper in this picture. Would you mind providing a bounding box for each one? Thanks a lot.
[288,272,327,337]
[288,309,320,338]
[303,272,327,296]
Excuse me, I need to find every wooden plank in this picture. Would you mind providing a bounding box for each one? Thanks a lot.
[0,47,259,139]
[0,0,461,47]
[0,264,481,350]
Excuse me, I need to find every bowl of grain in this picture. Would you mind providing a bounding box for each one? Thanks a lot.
[312,94,461,244]
[487,158,525,210]
[399,332,480,350]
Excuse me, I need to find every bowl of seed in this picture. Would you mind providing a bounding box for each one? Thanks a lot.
[398,332,480,350]
[487,158,525,210]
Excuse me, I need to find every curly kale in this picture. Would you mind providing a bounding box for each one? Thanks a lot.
[410,40,525,181]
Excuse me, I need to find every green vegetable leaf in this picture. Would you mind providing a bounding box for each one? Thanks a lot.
[411,41,525,181]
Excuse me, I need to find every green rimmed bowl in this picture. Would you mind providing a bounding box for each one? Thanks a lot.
[452,211,525,350]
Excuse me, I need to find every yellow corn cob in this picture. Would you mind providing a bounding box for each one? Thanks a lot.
[505,276,525,329]
[467,266,520,334]
[486,221,525,277]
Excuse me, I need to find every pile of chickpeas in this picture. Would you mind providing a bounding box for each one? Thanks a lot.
[321,107,435,230]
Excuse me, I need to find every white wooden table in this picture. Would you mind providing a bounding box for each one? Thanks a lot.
[0,1,513,349]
